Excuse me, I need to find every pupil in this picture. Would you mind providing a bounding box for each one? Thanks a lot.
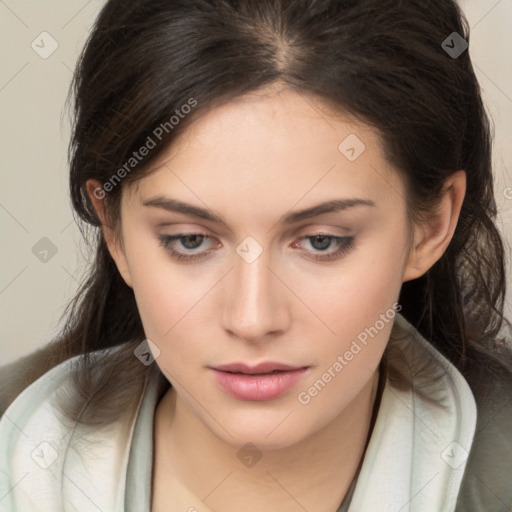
[312,235,331,250]
[182,235,203,249]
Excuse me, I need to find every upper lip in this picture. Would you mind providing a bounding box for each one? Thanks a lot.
[211,362,307,374]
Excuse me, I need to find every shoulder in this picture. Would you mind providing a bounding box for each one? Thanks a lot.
[0,350,47,417]
[0,348,77,423]
[390,313,512,511]
[0,353,81,510]
[0,346,144,511]
[0,341,74,417]
[456,354,512,511]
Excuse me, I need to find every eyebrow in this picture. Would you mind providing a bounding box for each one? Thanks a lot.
[142,196,376,225]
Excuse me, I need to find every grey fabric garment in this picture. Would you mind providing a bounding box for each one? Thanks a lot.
[454,357,512,511]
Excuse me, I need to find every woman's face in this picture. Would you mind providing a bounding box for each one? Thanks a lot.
[112,86,414,449]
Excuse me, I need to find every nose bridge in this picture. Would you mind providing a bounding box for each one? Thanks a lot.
[223,246,287,340]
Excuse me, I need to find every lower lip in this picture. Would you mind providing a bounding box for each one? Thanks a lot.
[210,367,309,401]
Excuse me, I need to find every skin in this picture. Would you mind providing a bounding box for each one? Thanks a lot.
[87,83,466,512]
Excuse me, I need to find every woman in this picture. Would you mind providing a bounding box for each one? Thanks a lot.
[1,0,511,511]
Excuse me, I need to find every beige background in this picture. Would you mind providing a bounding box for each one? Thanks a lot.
[1,0,511,364]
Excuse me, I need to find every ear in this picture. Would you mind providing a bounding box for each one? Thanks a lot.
[85,179,133,288]
[402,170,466,283]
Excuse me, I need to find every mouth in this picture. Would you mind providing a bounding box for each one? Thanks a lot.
[209,362,310,401]
[212,362,306,375]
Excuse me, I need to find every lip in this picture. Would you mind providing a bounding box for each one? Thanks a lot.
[209,362,310,401]
[212,361,305,374]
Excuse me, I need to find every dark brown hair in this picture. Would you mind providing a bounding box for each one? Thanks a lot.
[6,0,512,423]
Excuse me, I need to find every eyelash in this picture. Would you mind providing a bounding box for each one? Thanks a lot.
[158,233,355,262]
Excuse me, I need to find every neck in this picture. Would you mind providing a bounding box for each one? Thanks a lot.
[152,368,381,512]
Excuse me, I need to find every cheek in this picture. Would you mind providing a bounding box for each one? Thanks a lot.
[294,245,404,337]
[287,238,406,381]
[128,260,211,379]
[123,238,201,340]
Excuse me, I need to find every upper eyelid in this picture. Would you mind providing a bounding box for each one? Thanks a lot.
[157,223,352,238]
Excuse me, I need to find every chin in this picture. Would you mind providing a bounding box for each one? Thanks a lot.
[207,409,315,451]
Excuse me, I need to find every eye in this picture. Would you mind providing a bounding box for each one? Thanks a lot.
[158,234,218,261]
[292,234,355,261]
[158,232,355,262]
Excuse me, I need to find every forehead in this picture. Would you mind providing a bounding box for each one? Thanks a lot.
[127,86,405,217]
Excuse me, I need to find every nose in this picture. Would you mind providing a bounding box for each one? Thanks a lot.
[222,248,290,343]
